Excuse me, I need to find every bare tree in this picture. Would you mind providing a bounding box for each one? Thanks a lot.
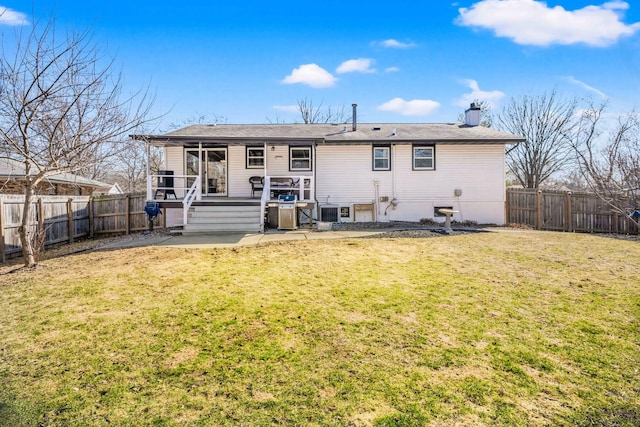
[166,112,227,131]
[496,90,578,188]
[102,140,163,193]
[0,19,155,267]
[297,97,351,124]
[573,103,640,224]
[268,98,351,124]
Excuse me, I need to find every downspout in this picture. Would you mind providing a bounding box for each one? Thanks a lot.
[373,179,380,222]
[313,142,318,218]
[392,144,397,201]
[390,143,398,217]
[261,141,268,233]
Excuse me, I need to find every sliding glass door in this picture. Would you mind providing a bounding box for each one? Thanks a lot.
[185,148,227,196]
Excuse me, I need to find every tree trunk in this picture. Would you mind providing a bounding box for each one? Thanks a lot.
[19,181,37,268]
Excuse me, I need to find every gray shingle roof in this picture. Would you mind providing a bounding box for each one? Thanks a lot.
[143,123,523,145]
[0,157,109,188]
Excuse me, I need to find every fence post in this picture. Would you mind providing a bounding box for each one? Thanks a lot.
[67,198,75,244]
[38,197,45,234]
[536,189,543,230]
[37,198,45,255]
[505,189,510,226]
[89,198,94,238]
[125,195,130,234]
[0,198,5,263]
[565,191,572,232]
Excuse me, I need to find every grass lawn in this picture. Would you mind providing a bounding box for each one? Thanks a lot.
[0,230,639,426]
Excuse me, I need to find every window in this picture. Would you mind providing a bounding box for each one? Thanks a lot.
[246,146,264,168]
[373,146,391,171]
[413,145,435,170]
[290,146,312,171]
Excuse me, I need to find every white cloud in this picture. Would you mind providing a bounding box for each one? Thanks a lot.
[457,0,640,47]
[336,58,376,74]
[0,6,29,25]
[385,66,400,73]
[272,104,300,113]
[377,98,441,116]
[281,64,337,88]
[455,79,505,107]
[566,76,607,98]
[375,39,417,48]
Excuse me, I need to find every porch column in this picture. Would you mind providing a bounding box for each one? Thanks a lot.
[146,140,152,200]
[263,142,268,177]
[197,142,203,201]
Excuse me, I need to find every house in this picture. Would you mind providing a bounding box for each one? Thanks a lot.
[94,182,125,196]
[134,104,524,232]
[0,157,110,196]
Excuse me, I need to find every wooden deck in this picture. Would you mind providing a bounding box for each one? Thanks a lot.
[155,197,262,209]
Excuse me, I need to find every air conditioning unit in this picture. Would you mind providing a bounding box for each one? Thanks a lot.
[320,205,339,222]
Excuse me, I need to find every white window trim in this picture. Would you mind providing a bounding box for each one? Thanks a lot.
[246,146,265,169]
[373,145,391,171]
[413,145,435,170]
[289,146,312,171]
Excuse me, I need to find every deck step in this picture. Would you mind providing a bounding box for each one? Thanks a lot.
[182,204,261,233]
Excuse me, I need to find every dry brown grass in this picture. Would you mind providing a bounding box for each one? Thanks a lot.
[1,230,639,426]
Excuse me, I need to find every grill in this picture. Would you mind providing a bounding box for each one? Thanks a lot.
[278,194,298,230]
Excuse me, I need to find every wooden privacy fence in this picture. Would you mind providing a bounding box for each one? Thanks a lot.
[1,193,163,262]
[506,188,639,234]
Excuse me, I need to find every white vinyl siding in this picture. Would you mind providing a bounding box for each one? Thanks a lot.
[227,145,252,197]
[165,142,506,224]
[316,145,391,204]
[231,145,313,197]
[165,146,184,175]
[316,144,506,224]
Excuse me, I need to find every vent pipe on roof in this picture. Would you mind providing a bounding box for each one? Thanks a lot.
[465,102,481,127]
[352,103,357,131]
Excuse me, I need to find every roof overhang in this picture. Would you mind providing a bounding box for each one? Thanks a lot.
[131,134,322,147]
[130,123,525,147]
[132,134,523,147]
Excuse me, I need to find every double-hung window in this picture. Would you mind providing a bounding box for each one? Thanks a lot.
[290,146,312,171]
[373,146,391,171]
[246,146,264,168]
[413,145,435,170]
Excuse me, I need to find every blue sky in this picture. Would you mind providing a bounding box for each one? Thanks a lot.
[2,1,640,130]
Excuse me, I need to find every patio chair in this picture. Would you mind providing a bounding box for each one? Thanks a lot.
[249,176,264,198]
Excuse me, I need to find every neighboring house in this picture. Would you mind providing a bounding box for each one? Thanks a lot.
[0,157,109,196]
[94,182,125,196]
[134,105,524,232]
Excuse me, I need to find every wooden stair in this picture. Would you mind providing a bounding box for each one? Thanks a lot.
[182,202,262,234]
